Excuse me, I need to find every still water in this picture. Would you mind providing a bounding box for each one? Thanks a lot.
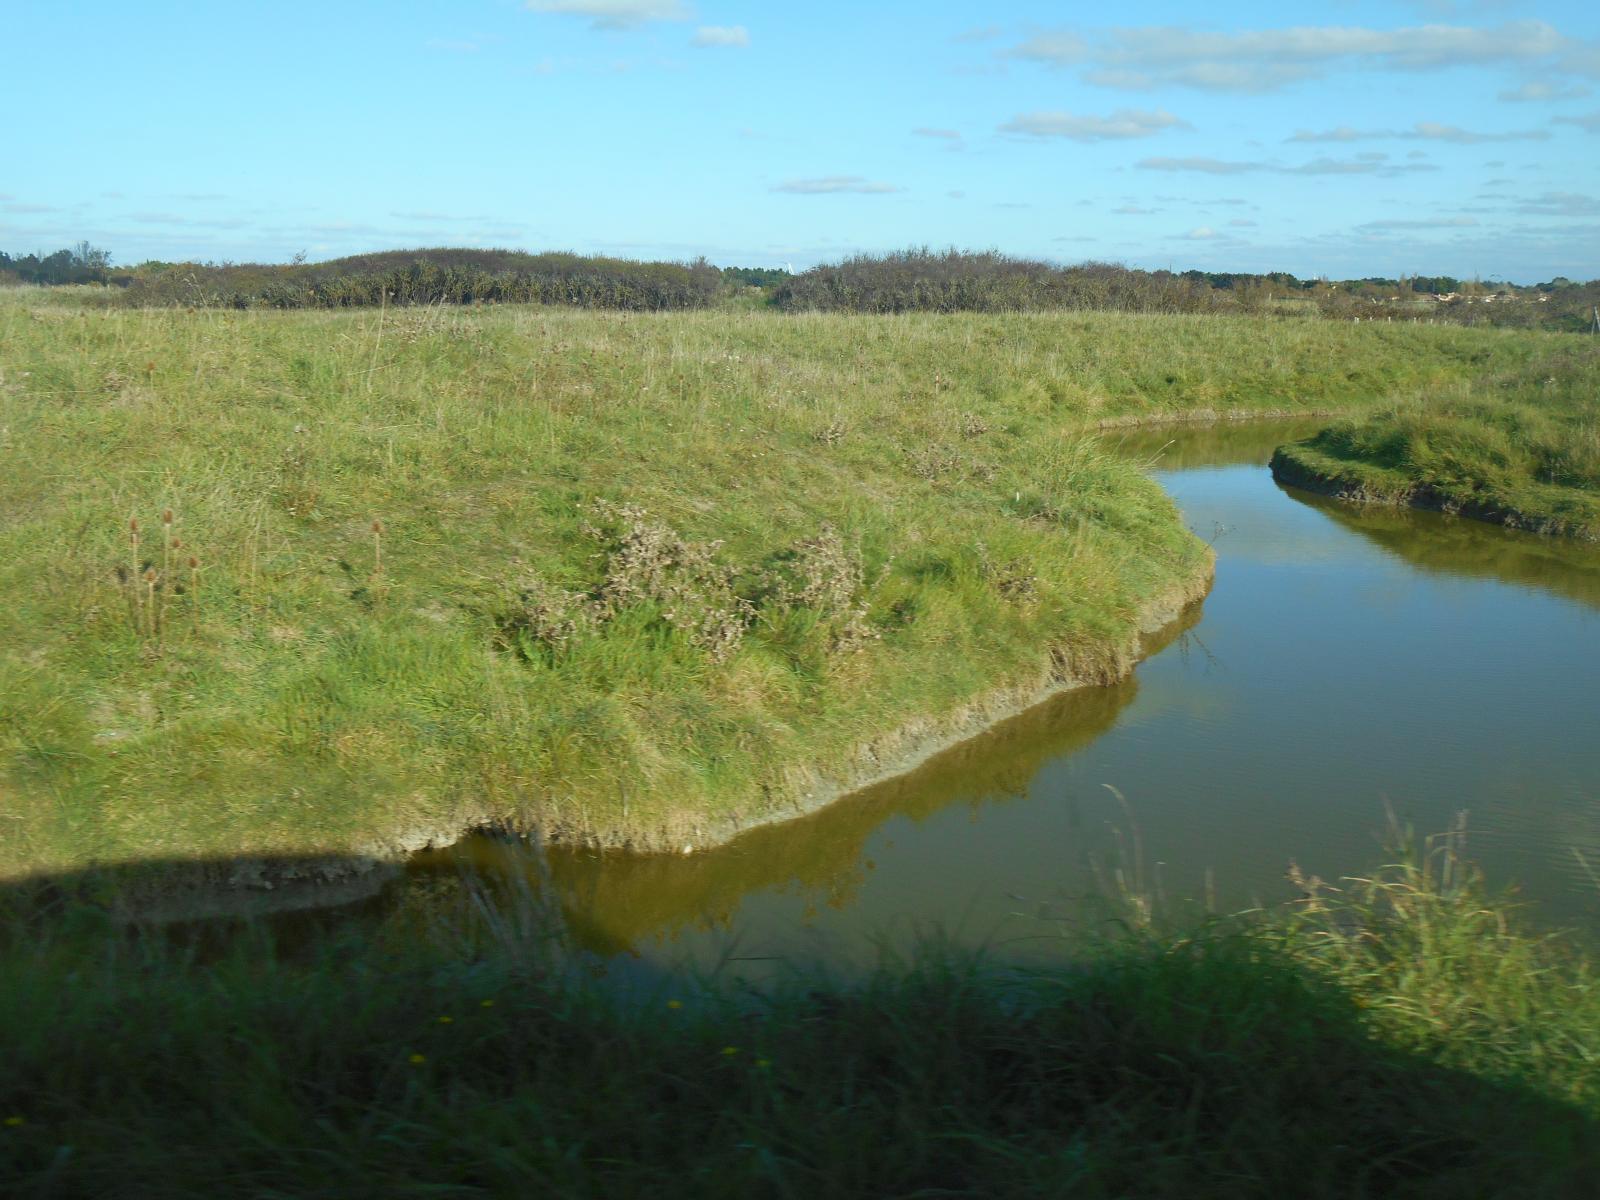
[409,420,1600,969]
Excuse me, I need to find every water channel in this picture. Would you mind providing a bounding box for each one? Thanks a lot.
[401,419,1600,971]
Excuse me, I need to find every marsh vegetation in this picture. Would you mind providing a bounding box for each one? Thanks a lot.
[1273,344,1600,539]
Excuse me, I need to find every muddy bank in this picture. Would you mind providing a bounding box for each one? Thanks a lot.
[1094,406,1349,430]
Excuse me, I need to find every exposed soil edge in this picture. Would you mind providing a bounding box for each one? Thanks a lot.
[1094,406,1349,430]
[360,553,1216,865]
[1270,448,1600,543]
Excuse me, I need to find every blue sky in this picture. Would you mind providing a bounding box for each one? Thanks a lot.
[4,1,1598,281]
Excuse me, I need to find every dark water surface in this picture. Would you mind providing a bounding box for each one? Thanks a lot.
[410,419,1600,969]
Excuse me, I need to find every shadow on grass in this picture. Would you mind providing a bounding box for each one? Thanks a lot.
[1,848,1597,1197]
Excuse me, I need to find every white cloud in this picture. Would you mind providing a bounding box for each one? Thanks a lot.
[1010,21,1584,93]
[1553,110,1600,133]
[1498,80,1590,102]
[525,1,688,31]
[1184,227,1218,239]
[692,25,748,48]
[998,108,1188,140]
[773,176,903,195]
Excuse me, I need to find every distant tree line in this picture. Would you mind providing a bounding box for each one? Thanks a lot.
[721,265,790,289]
[4,243,1595,330]
[0,242,111,285]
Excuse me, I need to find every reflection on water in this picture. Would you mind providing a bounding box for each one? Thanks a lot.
[402,420,1600,968]
[1292,489,1600,612]
[1098,417,1330,473]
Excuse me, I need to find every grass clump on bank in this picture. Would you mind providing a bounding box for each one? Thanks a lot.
[1,838,1596,1196]
[1272,344,1600,540]
[0,291,1576,875]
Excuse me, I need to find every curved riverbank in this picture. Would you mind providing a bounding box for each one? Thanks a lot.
[1268,350,1600,542]
[364,557,1216,864]
[1271,442,1600,542]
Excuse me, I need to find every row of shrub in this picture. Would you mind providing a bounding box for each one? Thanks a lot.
[771,250,1236,315]
[771,249,1600,329]
[115,249,727,311]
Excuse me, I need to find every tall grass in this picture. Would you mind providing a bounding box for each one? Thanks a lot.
[1,834,1596,1196]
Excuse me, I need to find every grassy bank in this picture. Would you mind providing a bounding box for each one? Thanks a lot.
[1,840,1596,1196]
[0,291,1575,876]
[1272,343,1600,541]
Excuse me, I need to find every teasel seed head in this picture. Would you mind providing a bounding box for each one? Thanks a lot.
[162,508,174,527]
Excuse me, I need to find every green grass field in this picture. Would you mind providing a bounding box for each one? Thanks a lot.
[0,290,1580,877]
[1272,342,1600,540]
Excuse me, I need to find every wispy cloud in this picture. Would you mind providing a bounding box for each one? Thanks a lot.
[1139,155,1437,177]
[954,25,1002,44]
[1553,110,1600,133]
[1138,156,1259,175]
[773,176,903,195]
[1287,121,1550,144]
[1355,216,1480,230]
[998,108,1188,141]
[1512,191,1600,216]
[913,127,961,140]
[389,210,488,222]
[1498,80,1590,102]
[127,212,250,229]
[691,25,748,48]
[524,1,688,31]
[1009,21,1583,93]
